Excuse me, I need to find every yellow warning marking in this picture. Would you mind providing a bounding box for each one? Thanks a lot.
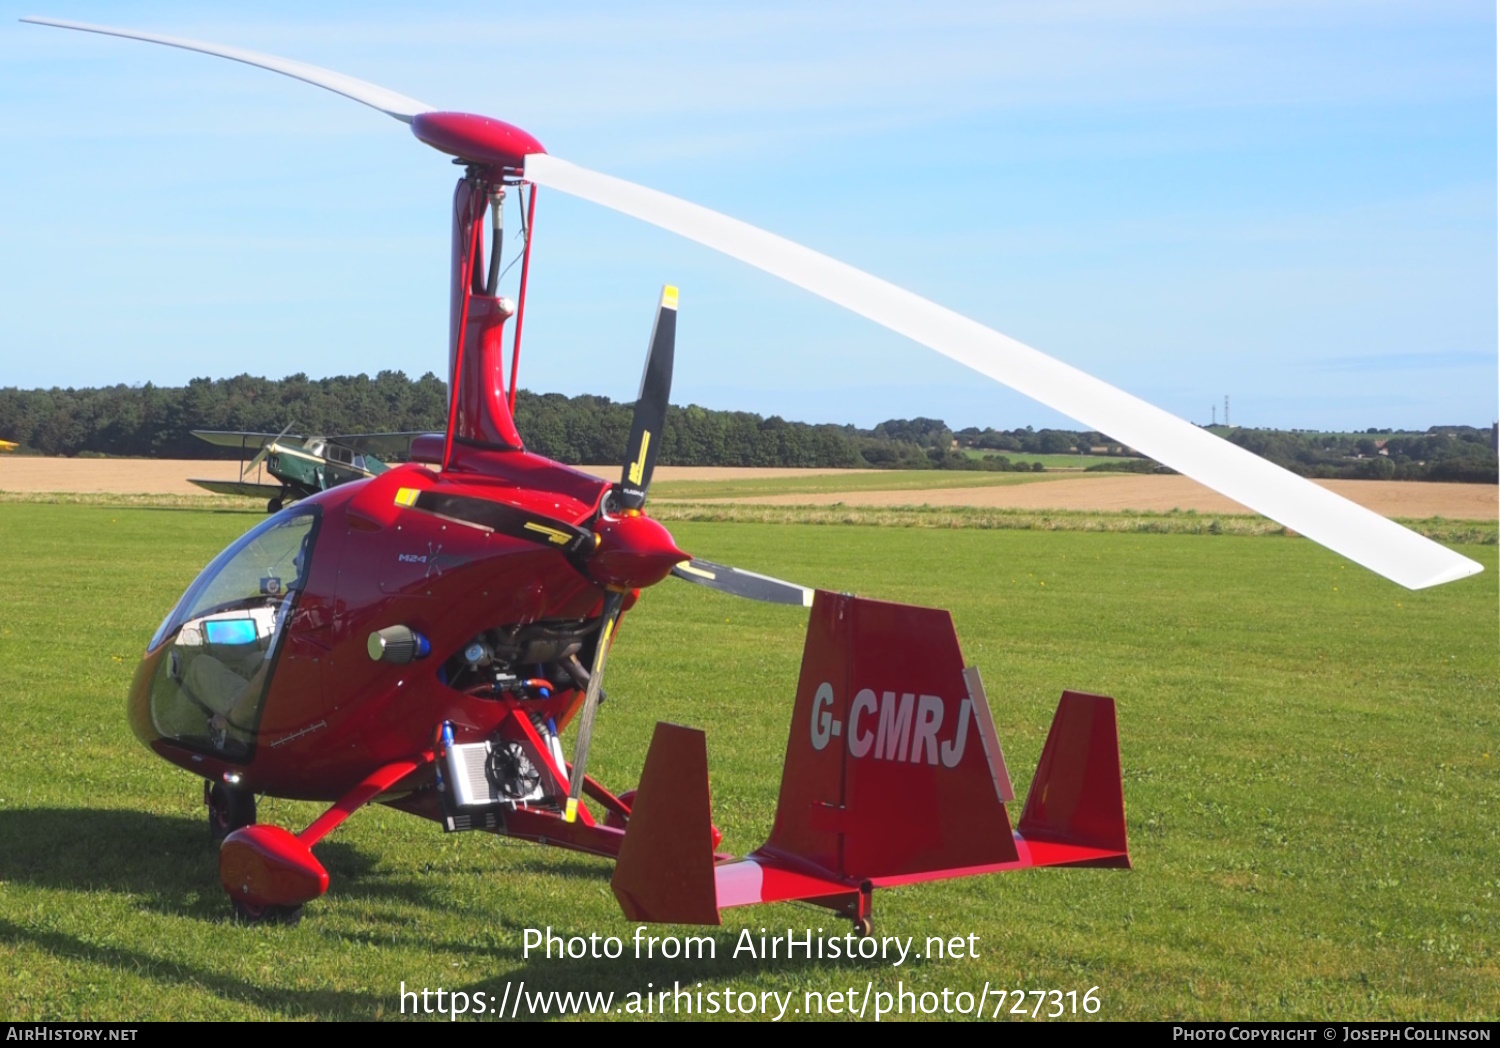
[627,430,651,485]
[660,284,679,310]
[523,521,572,545]
[562,797,579,824]
[600,618,616,647]
[675,562,716,580]
[394,487,419,507]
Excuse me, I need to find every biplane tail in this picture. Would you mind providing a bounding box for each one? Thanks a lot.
[611,591,1129,927]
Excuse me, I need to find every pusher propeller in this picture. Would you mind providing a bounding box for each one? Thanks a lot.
[564,284,679,822]
[401,489,596,558]
[671,559,815,607]
[616,286,677,512]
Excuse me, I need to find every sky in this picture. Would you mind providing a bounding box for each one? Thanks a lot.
[0,1,1495,433]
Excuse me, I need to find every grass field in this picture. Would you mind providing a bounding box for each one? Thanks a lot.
[0,501,1495,1021]
[957,452,1143,470]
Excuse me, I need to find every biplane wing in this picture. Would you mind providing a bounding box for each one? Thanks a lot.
[187,479,287,499]
[328,432,426,459]
[611,591,1128,926]
[191,429,299,451]
[191,429,424,461]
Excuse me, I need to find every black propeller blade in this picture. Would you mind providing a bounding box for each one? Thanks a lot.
[671,558,814,606]
[564,286,677,821]
[616,285,676,511]
[562,587,624,823]
[403,490,595,558]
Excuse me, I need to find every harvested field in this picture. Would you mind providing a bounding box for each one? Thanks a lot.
[2,457,1492,521]
[680,473,1498,521]
[0,458,874,496]
[0,457,249,496]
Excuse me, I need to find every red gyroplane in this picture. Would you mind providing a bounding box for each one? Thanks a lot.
[26,18,1482,931]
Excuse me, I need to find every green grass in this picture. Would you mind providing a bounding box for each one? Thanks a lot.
[0,502,1496,1020]
[650,469,1077,501]
[958,451,1143,470]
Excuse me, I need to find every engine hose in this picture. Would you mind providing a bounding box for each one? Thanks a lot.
[562,655,590,690]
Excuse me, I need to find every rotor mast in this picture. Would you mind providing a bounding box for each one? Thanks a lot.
[444,169,530,464]
[403,113,548,469]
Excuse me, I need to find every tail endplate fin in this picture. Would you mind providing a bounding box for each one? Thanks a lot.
[610,722,721,924]
[1015,691,1130,868]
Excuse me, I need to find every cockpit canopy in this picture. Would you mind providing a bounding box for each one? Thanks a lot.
[146,507,319,760]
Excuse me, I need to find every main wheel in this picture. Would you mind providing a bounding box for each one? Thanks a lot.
[267,497,283,514]
[208,782,256,843]
[231,898,303,926]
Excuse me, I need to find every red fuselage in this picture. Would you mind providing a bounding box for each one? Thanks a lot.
[129,157,672,813]
[129,447,639,801]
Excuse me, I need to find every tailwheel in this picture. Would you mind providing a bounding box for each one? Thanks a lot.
[854,915,874,938]
[231,898,303,926]
[207,781,256,843]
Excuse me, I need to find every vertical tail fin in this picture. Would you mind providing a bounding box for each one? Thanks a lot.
[1016,691,1130,867]
[609,722,721,924]
[757,591,1021,881]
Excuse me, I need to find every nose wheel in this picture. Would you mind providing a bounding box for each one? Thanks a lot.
[206,781,256,843]
[231,898,303,926]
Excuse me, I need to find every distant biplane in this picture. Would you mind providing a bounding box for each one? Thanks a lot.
[189,429,420,512]
[0,439,17,452]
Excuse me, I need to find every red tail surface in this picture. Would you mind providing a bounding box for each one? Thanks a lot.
[1016,691,1130,867]
[758,591,1021,880]
[610,591,1128,925]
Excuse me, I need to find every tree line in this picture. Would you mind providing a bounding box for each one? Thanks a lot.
[1220,426,1497,484]
[0,373,1038,470]
[0,372,1493,481]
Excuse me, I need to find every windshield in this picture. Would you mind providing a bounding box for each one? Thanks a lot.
[152,508,317,651]
[145,507,318,759]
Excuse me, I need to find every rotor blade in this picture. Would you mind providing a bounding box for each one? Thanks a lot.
[562,590,625,824]
[671,558,814,607]
[21,17,434,122]
[524,154,1482,591]
[617,285,678,511]
[403,490,596,558]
